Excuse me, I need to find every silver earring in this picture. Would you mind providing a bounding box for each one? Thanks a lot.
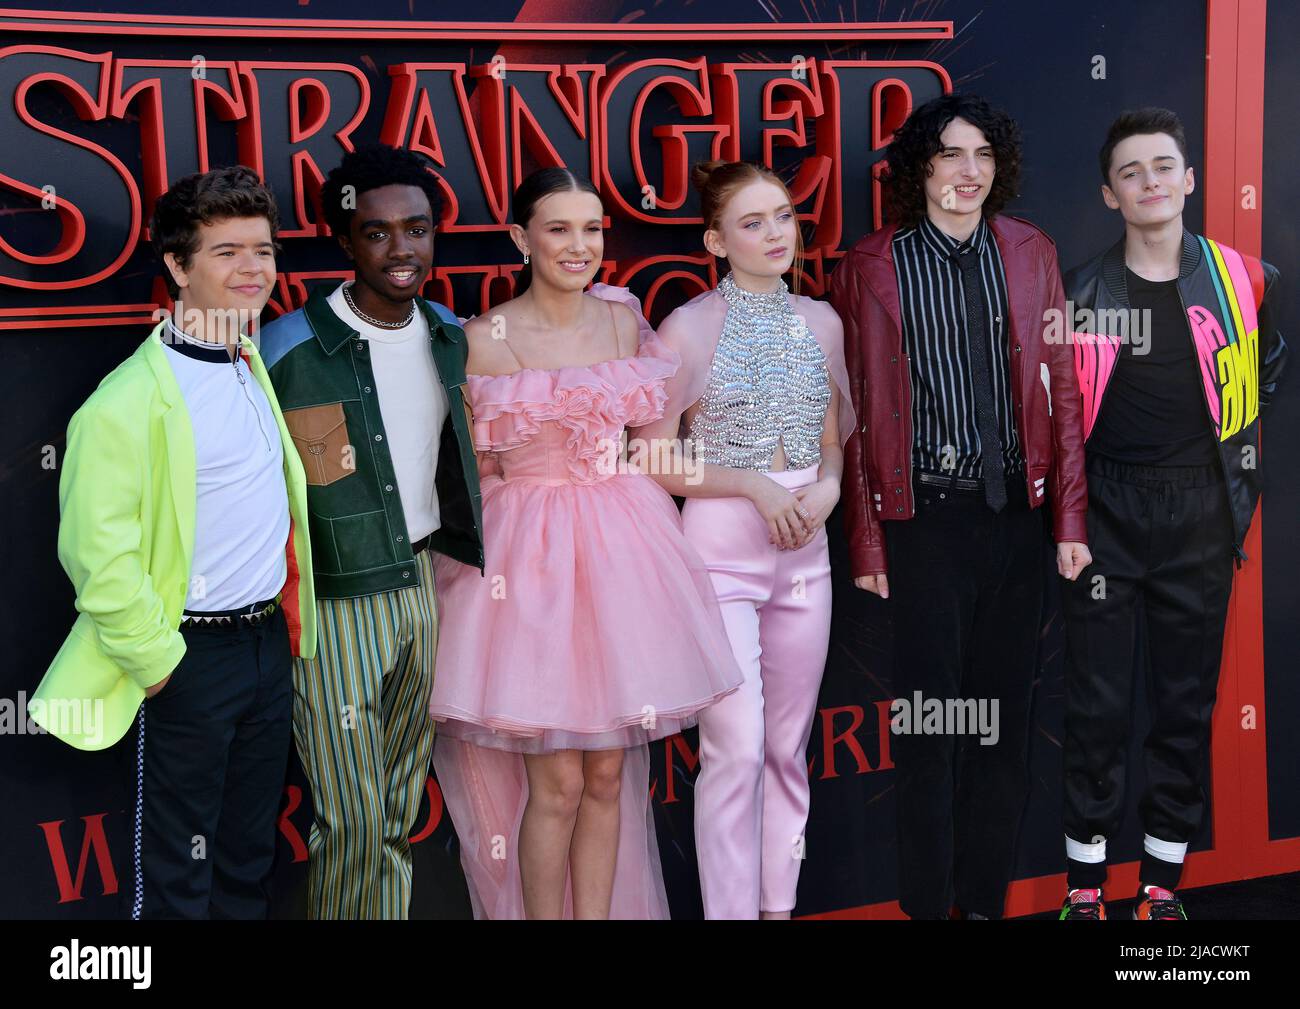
[523,252,530,265]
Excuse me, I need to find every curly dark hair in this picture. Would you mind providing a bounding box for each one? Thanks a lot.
[1098,107,1189,184]
[320,143,446,240]
[150,165,280,299]
[882,93,1022,227]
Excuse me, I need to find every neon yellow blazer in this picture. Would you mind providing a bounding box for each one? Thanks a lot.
[30,322,317,750]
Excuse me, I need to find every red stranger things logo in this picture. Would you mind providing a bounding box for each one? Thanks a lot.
[0,15,952,326]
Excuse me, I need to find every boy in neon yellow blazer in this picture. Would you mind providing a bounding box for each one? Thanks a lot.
[33,316,318,749]
[30,167,316,919]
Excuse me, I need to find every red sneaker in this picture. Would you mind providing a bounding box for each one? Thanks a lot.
[1133,885,1188,920]
[1059,888,1106,920]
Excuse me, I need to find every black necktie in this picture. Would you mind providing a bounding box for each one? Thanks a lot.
[954,245,1007,512]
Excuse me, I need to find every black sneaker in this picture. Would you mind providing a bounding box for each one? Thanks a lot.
[1059,887,1106,920]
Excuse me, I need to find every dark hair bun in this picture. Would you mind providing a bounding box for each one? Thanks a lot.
[691,160,727,194]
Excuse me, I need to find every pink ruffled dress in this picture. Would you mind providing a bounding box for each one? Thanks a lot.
[429,284,743,919]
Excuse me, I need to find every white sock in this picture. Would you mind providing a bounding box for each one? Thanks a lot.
[1143,834,1188,863]
[1066,834,1106,865]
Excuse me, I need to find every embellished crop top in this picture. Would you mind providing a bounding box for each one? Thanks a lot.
[686,272,831,471]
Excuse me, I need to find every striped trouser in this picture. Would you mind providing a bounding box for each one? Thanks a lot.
[292,548,438,919]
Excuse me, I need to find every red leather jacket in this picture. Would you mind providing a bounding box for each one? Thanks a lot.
[829,214,1088,578]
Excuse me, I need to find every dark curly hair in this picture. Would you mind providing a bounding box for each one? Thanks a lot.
[320,143,446,240]
[150,165,280,299]
[882,93,1022,227]
[1098,107,1189,184]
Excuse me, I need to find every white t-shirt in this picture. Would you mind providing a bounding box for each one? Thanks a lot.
[163,328,289,611]
[327,282,448,543]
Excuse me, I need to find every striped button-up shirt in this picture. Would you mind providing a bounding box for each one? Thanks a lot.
[892,215,1022,480]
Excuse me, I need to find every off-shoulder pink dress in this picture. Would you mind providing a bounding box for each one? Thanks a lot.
[428,284,743,919]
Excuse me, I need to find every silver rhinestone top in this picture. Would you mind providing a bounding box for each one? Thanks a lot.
[687,273,831,471]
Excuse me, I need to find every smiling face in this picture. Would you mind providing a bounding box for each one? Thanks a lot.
[163,215,275,332]
[511,188,605,293]
[339,183,435,308]
[702,178,797,288]
[1102,132,1193,226]
[924,116,996,226]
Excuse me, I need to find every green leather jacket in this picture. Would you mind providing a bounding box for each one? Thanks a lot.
[259,282,485,598]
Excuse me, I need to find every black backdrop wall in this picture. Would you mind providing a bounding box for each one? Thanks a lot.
[1,0,1295,919]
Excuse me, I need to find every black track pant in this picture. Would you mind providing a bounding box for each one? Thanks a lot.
[1062,455,1235,891]
[132,608,293,919]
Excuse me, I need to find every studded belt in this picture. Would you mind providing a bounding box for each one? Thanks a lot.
[180,597,279,629]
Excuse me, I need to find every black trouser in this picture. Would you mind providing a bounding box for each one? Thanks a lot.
[1062,455,1235,891]
[884,475,1044,919]
[132,606,292,919]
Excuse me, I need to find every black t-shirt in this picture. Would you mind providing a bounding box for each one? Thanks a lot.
[1088,269,1220,467]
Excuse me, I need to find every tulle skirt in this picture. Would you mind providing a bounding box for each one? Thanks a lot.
[430,471,742,751]
[429,471,742,918]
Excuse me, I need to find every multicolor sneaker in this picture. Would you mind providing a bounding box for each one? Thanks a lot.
[1059,888,1106,920]
[1133,885,1188,920]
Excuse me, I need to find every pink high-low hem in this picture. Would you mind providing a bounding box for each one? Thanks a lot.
[429,284,743,919]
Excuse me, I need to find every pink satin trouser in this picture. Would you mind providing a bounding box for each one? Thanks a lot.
[682,464,833,918]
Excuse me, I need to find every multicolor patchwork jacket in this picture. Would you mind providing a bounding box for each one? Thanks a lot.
[1064,230,1286,561]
